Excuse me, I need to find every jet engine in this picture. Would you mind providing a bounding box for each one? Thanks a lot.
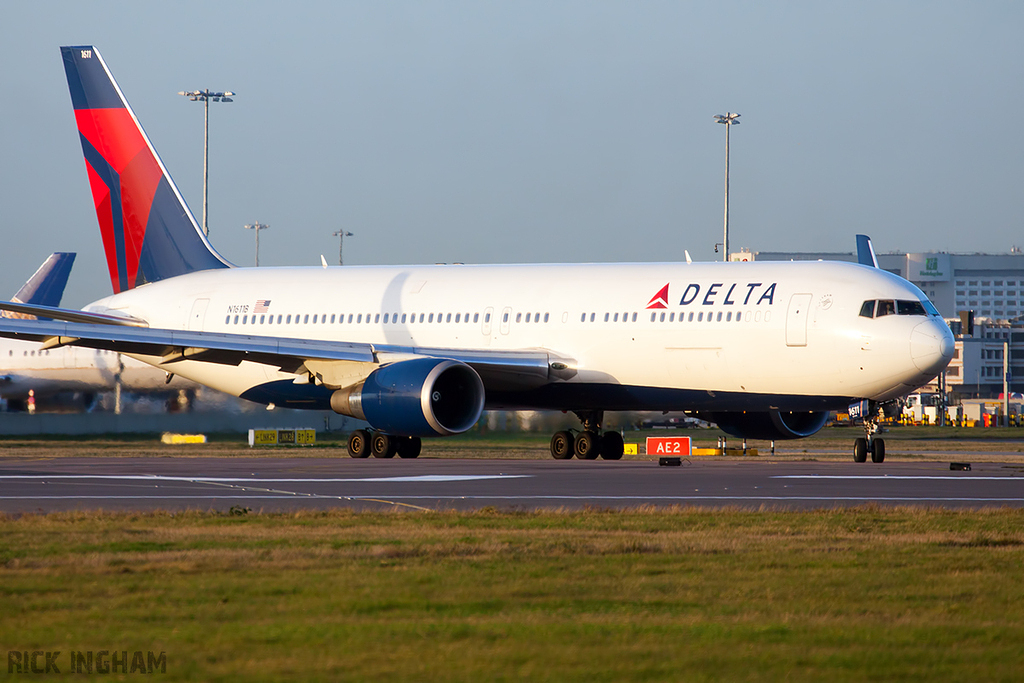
[703,410,829,441]
[330,358,485,437]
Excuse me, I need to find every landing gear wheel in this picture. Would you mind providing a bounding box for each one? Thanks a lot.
[347,430,370,458]
[371,433,397,458]
[575,431,601,460]
[600,431,624,460]
[853,437,868,463]
[871,438,885,463]
[550,431,574,459]
[397,436,422,459]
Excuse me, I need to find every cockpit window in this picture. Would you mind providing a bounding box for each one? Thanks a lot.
[859,299,935,319]
[897,300,927,316]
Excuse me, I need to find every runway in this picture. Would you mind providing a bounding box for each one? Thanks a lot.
[1,456,1023,512]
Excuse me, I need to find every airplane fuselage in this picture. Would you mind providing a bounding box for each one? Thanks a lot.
[83,259,954,413]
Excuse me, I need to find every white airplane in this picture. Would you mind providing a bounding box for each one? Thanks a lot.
[0,46,954,462]
[0,254,199,411]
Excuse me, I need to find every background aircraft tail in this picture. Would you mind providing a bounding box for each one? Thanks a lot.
[3,252,76,320]
[61,46,231,295]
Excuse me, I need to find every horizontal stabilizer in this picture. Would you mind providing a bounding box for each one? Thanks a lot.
[0,300,148,327]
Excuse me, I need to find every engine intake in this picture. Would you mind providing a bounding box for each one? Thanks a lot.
[330,358,485,437]
[704,410,828,441]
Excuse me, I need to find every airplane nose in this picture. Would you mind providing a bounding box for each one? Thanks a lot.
[910,320,955,374]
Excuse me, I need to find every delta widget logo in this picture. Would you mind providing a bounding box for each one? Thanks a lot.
[646,284,669,309]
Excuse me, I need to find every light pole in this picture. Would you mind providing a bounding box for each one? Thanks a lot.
[333,230,354,265]
[178,89,235,238]
[245,222,269,266]
[714,112,740,262]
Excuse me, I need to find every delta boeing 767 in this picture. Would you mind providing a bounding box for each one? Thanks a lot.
[0,46,954,461]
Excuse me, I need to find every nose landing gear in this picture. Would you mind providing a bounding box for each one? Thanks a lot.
[851,401,885,463]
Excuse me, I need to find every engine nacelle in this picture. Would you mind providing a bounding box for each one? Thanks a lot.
[704,410,829,441]
[330,358,485,437]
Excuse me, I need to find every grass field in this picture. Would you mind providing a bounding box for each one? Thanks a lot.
[2,507,1023,681]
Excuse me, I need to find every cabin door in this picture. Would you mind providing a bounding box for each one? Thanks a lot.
[188,298,210,331]
[785,293,812,347]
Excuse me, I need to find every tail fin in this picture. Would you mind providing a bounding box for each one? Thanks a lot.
[2,253,77,320]
[855,234,879,268]
[61,46,231,294]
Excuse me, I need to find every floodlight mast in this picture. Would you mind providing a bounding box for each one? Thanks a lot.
[714,112,740,262]
[178,89,235,238]
[245,222,269,266]
[333,230,354,265]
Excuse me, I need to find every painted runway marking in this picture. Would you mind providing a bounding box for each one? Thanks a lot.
[773,475,1022,481]
[1,495,1022,503]
[0,474,530,483]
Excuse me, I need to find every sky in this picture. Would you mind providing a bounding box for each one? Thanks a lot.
[1,1,1022,308]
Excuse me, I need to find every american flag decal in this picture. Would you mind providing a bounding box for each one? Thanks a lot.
[254,299,271,313]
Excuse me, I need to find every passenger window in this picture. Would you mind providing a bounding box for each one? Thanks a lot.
[544,313,550,323]
[304,315,309,324]
[516,313,522,323]
[526,313,531,323]
[859,300,875,318]
[474,313,480,323]
[502,312,508,323]
[876,300,896,317]
[631,312,637,322]
[374,314,380,323]
[446,313,451,323]
[383,313,389,323]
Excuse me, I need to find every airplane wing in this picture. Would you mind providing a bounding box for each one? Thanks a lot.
[0,304,571,390]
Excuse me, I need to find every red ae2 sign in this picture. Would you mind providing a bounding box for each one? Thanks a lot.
[645,436,691,456]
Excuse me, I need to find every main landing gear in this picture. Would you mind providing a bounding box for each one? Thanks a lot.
[549,411,625,460]
[347,429,421,459]
[852,403,885,464]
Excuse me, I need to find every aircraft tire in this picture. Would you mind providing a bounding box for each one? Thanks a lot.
[371,433,397,458]
[347,430,371,458]
[853,437,868,463]
[397,436,422,459]
[550,431,574,459]
[600,431,624,460]
[575,431,601,460]
[871,438,885,463]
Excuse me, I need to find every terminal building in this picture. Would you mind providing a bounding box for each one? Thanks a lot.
[740,248,1024,399]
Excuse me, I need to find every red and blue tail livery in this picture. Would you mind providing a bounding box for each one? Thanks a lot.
[61,46,230,294]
